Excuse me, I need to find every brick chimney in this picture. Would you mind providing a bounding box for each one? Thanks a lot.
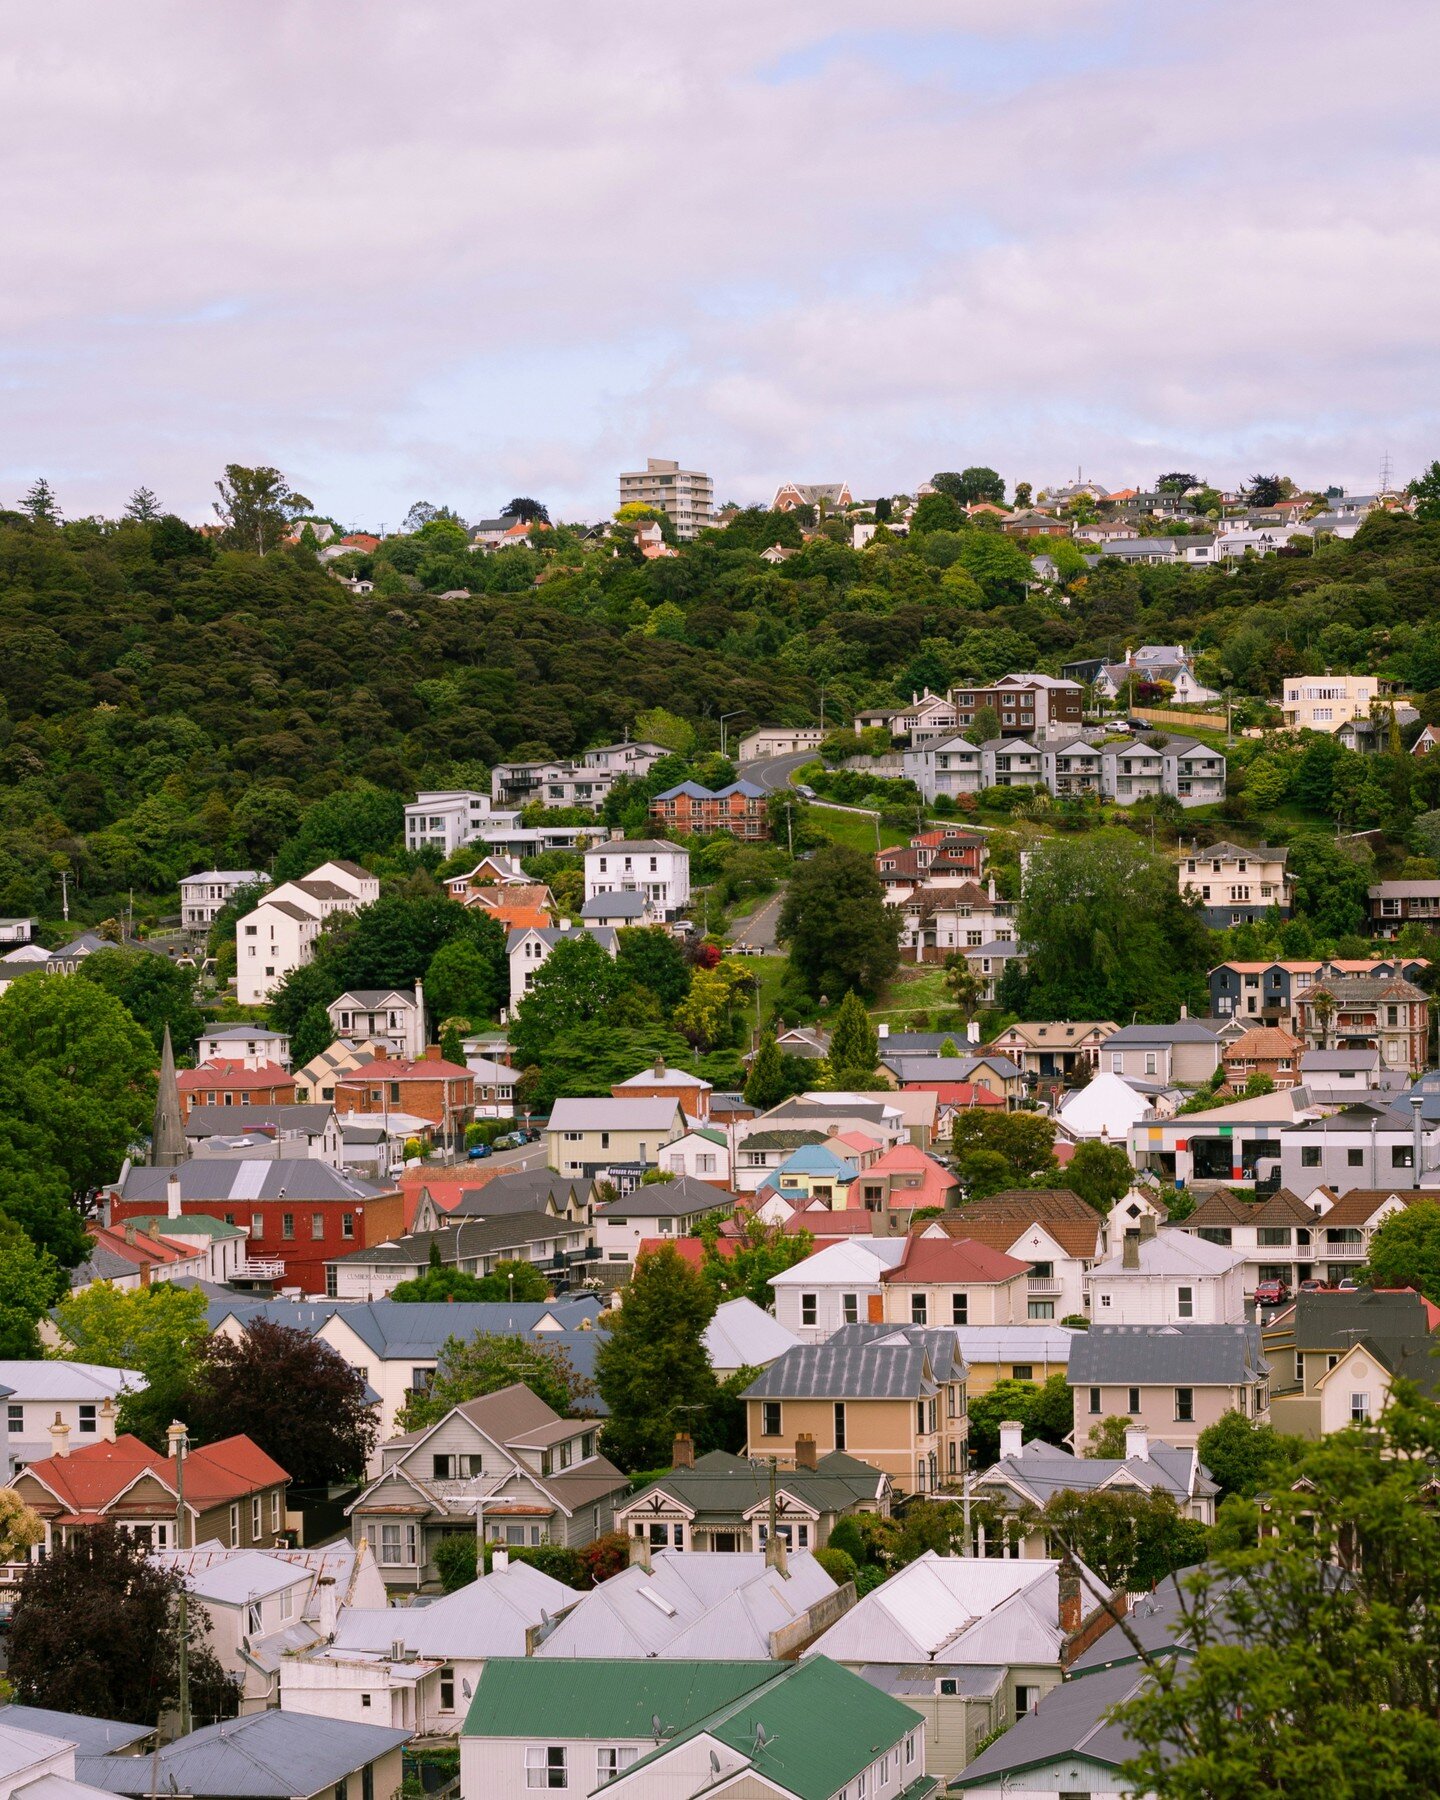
[166,1420,187,1460]
[1122,1232,1140,1270]
[1058,1554,1082,1636]
[672,1431,694,1470]
[764,1528,788,1577]
[98,1397,117,1443]
[424,1045,442,1062]
[1139,1214,1157,1241]
[795,1433,818,1472]
[373,1044,388,1061]
[48,1413,70,1459]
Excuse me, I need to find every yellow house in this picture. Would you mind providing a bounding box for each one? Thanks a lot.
[743,1324,968,1495]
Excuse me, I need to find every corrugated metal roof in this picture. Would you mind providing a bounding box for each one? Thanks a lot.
[463,1657,777,1738]
[77,1712,409,1797]
[1068,1322,1267,1386]
[742,1337,941,1400]
[0,1706,149,1758]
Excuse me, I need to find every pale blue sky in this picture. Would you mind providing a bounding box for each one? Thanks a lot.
[1,0,1436,525]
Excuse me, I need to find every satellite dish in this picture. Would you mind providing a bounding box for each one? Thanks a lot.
[461,1679,472,1700]
[651,1714,662,1739]
[710,1751,721,1775]
[754,1724,768,1749]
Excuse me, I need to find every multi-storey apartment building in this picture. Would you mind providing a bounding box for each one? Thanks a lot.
[649,779,769,838]
[618,457,713,538]
[1282,674,1379,733]
[1368,880,1440,937]
[947,675,1084,735]
[1292,974,1430,1075]
[236,860,380,1006]
[1180,842,1294,927]
[404,791,522,858]
[180,870,267,933]
[490,741,667,812]
[904,734,1224,809]
[1208,956,1430,1025]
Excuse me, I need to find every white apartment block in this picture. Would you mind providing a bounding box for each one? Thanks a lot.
[491,743,666,813]
[618,456,714,539]
[235,860,379,1006]
[404,791,523,858]
[904,735,1225,809]
[583,838,691,921]
[180,869,267,931]
[1282,674,1379,733]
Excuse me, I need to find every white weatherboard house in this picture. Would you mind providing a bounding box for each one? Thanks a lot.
[583,838,690,922]
[0,1361,145,1473]
[195,1024,292,1070]
[181,869,267,931]
[1085,1225,1248,1325]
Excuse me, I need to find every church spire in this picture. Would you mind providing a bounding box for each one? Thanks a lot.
[151,1022,187,1167]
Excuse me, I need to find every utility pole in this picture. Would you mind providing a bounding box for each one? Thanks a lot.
[174,1424,192,1738]
[59,870,69,922]
[785,802,793,857]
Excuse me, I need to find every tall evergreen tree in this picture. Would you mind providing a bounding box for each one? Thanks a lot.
[744,1030,790,1109]
[124,486,162,522]
[20,477,60,523]
[595,1245,719,1469]
[827,989,880,1087]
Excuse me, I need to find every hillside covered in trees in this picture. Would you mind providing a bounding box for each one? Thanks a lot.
[5,494,1440,930]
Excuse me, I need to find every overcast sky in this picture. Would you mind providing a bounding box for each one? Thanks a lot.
[3,0,1437,526]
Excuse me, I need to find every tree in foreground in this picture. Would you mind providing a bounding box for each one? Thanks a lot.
[965,1374,1073,1465]
[1364,1198,1440,1302]
[1194,1407,1302,1500]
[184,1317,376,1487]
[825,989,881,1088]
[1064,1139,1134,1214]
[595,1244,719,1470]
[54,1281,209,1447]
[1034,1488,1210,1591]
[9,1525,236,1727]
[778,845,900,1000]
[399,1331,588,1431]
[1116,1390,1440,1796]
[699,1213,813,1309]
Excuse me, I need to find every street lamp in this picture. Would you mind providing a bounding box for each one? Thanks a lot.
[720,711,743,759]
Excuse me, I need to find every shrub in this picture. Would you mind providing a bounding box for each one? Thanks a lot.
[815,1546,858,1586]
[435,1534,478,1592]
[825,1515,867,1564]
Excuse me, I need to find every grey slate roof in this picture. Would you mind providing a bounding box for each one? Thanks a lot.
[625,1450,887,1524]
[597,1177,736,1219]
[1302,1050,1379,1071]
[977,1438,1215,1507]
[954,1662,1145,1787]
[0,1704,150,1756]
[331,1212,583,1270]
[1103,1021,1221,1047]
[580,891,646,919]
[76,1711,409,1797]
[1067,1322,1268,1386]
[185,1104,333,1138]
[744,1324,965,1400]
[113,1158,386,1204]
[584,839,685,855]
[1067,1565,1241,1675]
[448,1171,596,1215]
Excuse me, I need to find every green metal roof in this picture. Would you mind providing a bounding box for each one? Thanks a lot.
[127,1213,246,1238]
[618,1656,924,1800]
[624,1449,885,1524]
[461,1658,778,1741]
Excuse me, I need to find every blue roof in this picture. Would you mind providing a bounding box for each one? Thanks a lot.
[774,1145,859,1180]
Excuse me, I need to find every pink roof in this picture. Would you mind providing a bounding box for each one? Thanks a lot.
[884,1235,1031,1285]
[910,1082,1005,1106]
[834,1130,883,1154]
[342,1054,471,1081]
[864,1141,959,1207]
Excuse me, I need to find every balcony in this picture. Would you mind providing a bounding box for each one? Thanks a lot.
[238,1259,286,1280]
[1027,1277,1063,1295]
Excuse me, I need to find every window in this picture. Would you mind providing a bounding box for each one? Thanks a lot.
[762,1402,782,1438]
[229,1504,240,1548]
[1177,1285,1194,1319]
[1089,1387,1102,1414]
[525,1747,566,1789]
[78,1403,96,1434]
[439,1667,455,1713]
[312,1213,325,1239]
[1128,1387,1141,1414]
[5,1404,19,1435]
[246,1599,262,1635]
[906,1732,916,1765]
[272,1491,281,1530]
[1347,1148,1364,1167]
[911,1293,929,1325]
[251,1212,264,1238]
[1301,1146,1321,1167]
[800,1294,817,1326]
[1392,1145,1415,1168]
[596,1748,638,1784]
[342,1213,355,1239]
[1351,1393,1371,1423]
[1176,1388,1194,1422]
[842,1293,859,1325]
[834,1401,847,1451]
[1027,1300,1055,1320]
[379,1523,418,1566]
[1111,1052,1123,1074]
[282,1213,295,1239]
[1012,1365,1033,1383]
[252,1496,262,1537]
[951,1292,968,1325]
[1016,1684,1040,1716]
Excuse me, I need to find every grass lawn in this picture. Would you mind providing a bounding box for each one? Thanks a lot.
[810,804,909,853]
[871,963,955,1019]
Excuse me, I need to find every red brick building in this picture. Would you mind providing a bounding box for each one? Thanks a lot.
[334,1044,476,1129]
[177,1059,296,1119]
[649,780,770,840]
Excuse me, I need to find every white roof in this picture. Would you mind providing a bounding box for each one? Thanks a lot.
[702,1299,801,1371]
[1057,1071,1161,1139]
[0,1362,146,1402]
[803,1551,1101,1667]
[547,1097,685,1131]
[1156,1090,1317,1127]
[535,1548,834,1661]
[768,1239,904,1288]
[0,1721,75,1784]
[950,1326,1079,1365]
[165,1549,312,1606]
[331,1560,572,1660]
[615,1067,711,1091]
[1089,1230,1246,1280]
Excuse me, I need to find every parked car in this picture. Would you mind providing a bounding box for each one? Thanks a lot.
[1255,1278,1290,1306]
[797,784,817,798]
[467,1142,492,1160]
[493,1132,523,1150]
[1298,1277,1329,1292]
[1337,1277,1361,1290]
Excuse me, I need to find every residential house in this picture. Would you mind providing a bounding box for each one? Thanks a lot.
[612,1057,712,1122]
[1293,973,1430,1074]
[1299,1046,1404,1105]
[657,1127,731,1185]
[582,838,690,922]
[347,1385,625,1583]
[769,1239,907,1342]
[894,879,1016,964]
[855,1140,958,1209]
[1056,1070,1176,1144]
[1311,1332,1440,1432]
[1222,1025,1304,1090]
[881,1047,1026,1103]
[736,727,825,760]
[1092,644,1220,704]
[770,1235,1029,1342]
[805,1552,1122,1784]
[1180,841,1294,927]
[547,1096,687,1178]
[594,1177,735,1266]
[874,829,989,901]
[1129,1087,1319,1188]
[649,780,770,839]
[118,1212,249,1285]
[326,986,426,1060]
[1265,1287,1440,1436]
[1413,723,1440,756]
[334,1047,476,1133]
[66,1219,209,1294]
[1176,1186,1329,1295]
[78,1711,408,1800]
[947,675,1084,735]
[0,1362,145,1474]
[507,921,617,1009]
[1068,1322,1270,1449]
[922,1193,1102,1324]
[1207,954,1430,1026]
[180,869,266,933]
[404,792,523,858]
[325,1207,595,1300]
[731,1128,829,1192]
[988,1021,1117,1084]
[291,1038,389,1105]
[184,1101,342,1165]
[534,1545,846,1655]
[460,1656,926,1800]
[1369,879,1440,936]
[1282,673,1380,733]
[744,1323,969,1494]
[1002,510,1075,541]
[984,736,1045,791]
[773,480,853,511]
[951,1661,1148,1798]
[1101,1020,1222,1087]
[975,1423,1218,1556]
[13,1431,289,1555]
[195,1024,291,1070]
[236,861,379,1006]
[443,853,533,899]
[616,1444,889,1556]
[177,1053,296,1121]
[105,1158,402,1293]
[1084,1220,1249,1325]
[928,1324,1078,1396]
[737,1094,908,1157]
[1276,1183,1424,1283]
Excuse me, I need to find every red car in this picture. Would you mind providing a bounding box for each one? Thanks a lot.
[1255,1278,1290,1306]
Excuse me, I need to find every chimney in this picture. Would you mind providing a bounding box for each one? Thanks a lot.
[424,1045,442,1062]
[415,978,426,1050]
[628,1534,651,1572]
[795,1433,818,1472]
[166,1173,182,1220]
[123,1223,137,1246]
[1058,1554,1082,1636]
[998,1421,1024,1461]
[491,1547,509,1572]
[559,918,572,932]
[765,1528,788,1576]
[1125,1425,1149,1462]
[1138,1214,1157,1241]
[654,1057,666,1078]
[1179,1003,1188,1021]
[98,1397,116,1442]
[316,1574,338,1639]
[373,1044,388,1061]
[48,1413,70,1459]
[672,1431,694,1470]
[1122,1233,1140,1270]
[167,1420,187,1460]
[877,1023,889,1040]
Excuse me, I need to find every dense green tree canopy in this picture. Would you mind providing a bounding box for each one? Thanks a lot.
[778,845,900,1000]
[594,1244,720,1469]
